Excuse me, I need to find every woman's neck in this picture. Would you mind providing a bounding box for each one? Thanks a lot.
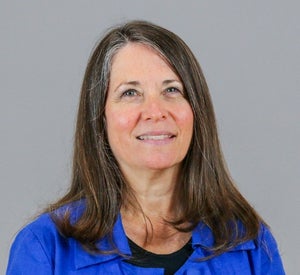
[121,165,180,218]
[120,165,192,254]
[121,206,191,254]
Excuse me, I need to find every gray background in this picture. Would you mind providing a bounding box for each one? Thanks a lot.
[1,1,299,274]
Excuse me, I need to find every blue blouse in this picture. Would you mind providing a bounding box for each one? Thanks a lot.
[7,203,285,274]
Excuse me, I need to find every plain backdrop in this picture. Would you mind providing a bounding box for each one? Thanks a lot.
[1,1,299,274]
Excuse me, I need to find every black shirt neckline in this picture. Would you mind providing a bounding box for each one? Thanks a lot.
[126,237,194,275]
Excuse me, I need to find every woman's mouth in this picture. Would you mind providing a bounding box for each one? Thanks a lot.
[137,134,175,140]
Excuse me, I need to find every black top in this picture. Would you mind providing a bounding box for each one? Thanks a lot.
[126,238,194,275]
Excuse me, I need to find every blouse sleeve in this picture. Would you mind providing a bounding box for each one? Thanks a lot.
[6,227,53,275]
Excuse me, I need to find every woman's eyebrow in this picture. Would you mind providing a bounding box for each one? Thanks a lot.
[113,81,140,92]
[162,79,182,85]
[113,79,182,93]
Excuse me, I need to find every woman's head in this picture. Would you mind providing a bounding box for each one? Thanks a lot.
[77,20,218,180]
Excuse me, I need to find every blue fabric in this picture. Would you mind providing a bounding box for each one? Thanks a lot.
[6,202,285,274]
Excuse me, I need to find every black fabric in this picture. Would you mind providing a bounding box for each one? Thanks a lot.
[126,238,194,275]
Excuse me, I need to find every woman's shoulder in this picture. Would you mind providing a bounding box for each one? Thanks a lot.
[193,221,279,251]
[256,223,283,257]
[19,200,84,235]
[11,200,85,255]
[7,201,86,273]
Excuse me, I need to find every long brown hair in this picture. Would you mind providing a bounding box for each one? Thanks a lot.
[48,20,262,256]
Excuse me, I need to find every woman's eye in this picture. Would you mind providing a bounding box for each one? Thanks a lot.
[165,87,182,95]
[121,89,138,97]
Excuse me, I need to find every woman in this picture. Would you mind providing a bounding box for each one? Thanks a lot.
[7,20,285,274]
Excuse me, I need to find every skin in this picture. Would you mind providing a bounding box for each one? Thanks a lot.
[105,43,194,253]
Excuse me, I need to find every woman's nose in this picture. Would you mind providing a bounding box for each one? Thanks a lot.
[141,96,168,121]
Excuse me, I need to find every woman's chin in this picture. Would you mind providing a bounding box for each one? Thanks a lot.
[137,159,181,172]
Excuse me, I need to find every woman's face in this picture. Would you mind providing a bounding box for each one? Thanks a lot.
[105,43,194,173]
